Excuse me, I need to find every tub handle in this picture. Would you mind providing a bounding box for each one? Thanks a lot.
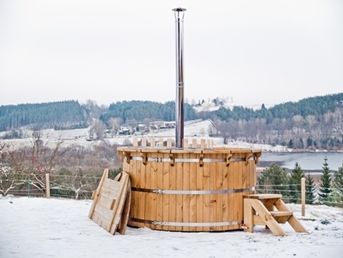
[124,152,131,164]
[140,152,148,166]
[199,151,204,167]
[225,153,232,167]
[245,152,253,165]
[169,152,175,167]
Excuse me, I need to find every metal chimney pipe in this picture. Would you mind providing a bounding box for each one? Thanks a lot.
[173,7,186,148]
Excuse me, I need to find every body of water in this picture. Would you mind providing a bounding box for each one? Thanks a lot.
[260,152,343,171]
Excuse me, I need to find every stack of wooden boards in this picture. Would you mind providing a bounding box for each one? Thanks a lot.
[88,169,131,235]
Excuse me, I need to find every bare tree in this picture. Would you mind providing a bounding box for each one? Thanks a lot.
[109,117,123,136]
[29,132,64,191]
[0,143,27,196]
[55,169,92,199]
[88,119,106,140]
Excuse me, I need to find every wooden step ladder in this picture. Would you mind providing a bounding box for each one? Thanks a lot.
[243,194,307,236]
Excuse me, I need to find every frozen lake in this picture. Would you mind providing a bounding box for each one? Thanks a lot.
[261,152,343,171]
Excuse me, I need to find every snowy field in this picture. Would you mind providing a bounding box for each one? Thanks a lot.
[1,120,288,152]
[1,197,342,258]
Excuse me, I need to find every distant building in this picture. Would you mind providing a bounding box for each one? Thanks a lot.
[118,126,132,135]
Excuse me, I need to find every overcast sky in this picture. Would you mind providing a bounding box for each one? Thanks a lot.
[0,0,342,107]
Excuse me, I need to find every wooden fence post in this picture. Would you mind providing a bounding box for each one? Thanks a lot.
[301,177,305,216]
[45,173,50,198]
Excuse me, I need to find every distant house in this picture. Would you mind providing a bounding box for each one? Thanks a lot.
[135,124,148,134]
[118,126,132,135]
[149,121,176,130]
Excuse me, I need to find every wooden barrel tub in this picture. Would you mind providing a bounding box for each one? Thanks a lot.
[118,147,261,232]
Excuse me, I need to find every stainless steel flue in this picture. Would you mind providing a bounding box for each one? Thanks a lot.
[173,7,186,148]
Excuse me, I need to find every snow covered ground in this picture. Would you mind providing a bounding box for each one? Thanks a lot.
[2,120,288,152]
[1,197,342,258]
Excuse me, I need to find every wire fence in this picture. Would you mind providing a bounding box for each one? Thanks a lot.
[0,174,102,200]
[256,183,343,207]
[1,176,343,207]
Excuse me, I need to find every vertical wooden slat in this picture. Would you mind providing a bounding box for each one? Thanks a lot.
[301,177,306,217]
[203,155,211,231]
[145,153,152,223]
[155,152,163,230]
[189,152,197,231]
[251,159,255,192]
[244,198,253,233]
[196,154,204,229]
[149,155,158,229]
[233,161,239,225]
[227,162,235,230]
[131,155,140,226]
[215,154,223,231]
[209,154,216,231]
[162,153,170,231]
[175,153,183,230]
[138,156,146,227]
[182,153,191,231]
[237,161,244,224]
[169,153,177,231]
[222,157,230,230]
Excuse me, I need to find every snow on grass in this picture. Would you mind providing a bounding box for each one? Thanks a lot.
[1,197,343,258]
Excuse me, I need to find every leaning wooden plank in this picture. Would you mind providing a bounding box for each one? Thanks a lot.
[250,199,285,236]
[118,179,131,235]
[88,169,109,218]
[109,173,129,234]
[274,199,307,233]
[108,173,128,233]
[287,215,308,233]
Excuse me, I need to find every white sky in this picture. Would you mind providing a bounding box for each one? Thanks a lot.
[0,0,342,107]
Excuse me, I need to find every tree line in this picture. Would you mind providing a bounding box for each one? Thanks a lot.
[0,100,88,132]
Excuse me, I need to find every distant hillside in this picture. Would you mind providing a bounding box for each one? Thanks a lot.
[100,100,197,124]
[1,93,342,150]
[202,93,343,122]
[206,93,343,150]
[0,101,87,132]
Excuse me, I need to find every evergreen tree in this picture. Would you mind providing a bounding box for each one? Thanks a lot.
[257,164,289,195]
[318,157,332,203]
[289,162,305,203]
[305,174,316,204]
[332,163,343,203]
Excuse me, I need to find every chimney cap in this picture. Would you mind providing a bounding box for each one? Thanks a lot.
[172,7,186,12]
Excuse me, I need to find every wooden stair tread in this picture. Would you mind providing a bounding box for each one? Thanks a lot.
[270,211,293,217]
[244,194,282,200]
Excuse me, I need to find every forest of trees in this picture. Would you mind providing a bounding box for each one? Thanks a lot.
[100,100,197,123]
[0,93,342,149]
[0,101,87,132]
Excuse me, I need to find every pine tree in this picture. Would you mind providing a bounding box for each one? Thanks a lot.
[306,174,315,204]
[332,163,343,203]
[289,162,305,203]
[318,157,332,203]
[257,164,289,195]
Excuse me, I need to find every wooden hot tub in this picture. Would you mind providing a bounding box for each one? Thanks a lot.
[118,147,261,232]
